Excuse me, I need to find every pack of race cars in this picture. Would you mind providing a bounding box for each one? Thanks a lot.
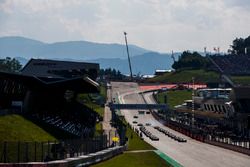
[154,126,187,142]
[139,126,159,141]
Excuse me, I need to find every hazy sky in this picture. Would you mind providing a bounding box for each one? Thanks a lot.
[0,0,250,52]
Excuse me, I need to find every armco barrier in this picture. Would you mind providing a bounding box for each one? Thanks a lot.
[0,145,126,167]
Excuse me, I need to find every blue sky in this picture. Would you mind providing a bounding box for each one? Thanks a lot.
[0,0,250,52]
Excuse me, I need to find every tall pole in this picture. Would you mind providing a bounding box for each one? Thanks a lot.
[124,32,133,80]
[192,77,195,130]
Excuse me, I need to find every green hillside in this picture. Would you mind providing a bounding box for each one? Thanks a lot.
[148,69,250,84]
[148,69,219,83]
[232,76,250,85]
[91,152,168,167]
[157,90,192,109]
[0,114,56,142]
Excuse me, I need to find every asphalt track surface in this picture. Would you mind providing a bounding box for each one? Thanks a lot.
[111,82,250,167]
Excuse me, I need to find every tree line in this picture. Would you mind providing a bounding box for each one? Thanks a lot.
[172,51,210,70]
[229,36,250,54]
[0,57,22,72]
[172,35,250,70]
[99,68,124,80]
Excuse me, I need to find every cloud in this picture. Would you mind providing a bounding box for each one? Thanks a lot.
[225,0,250,10]
[0,0,250,52]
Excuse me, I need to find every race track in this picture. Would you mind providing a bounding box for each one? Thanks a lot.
[111,82,250,167]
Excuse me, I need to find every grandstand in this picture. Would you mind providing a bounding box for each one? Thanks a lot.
[210,54,250,75]
[0,59,100,138]
[195,54,250,140]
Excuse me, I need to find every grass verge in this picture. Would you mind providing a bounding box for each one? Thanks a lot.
[157,90,192,109]
[78,94,104,117]
[126,125,155,151]
[147,69,250,85]
[148,69,219,83]
[231,75,250,85]
[90,121,166,167]
[0,114,57,163]
[0,114,56,142]
[91,151,169,167]
[100,84,107,100]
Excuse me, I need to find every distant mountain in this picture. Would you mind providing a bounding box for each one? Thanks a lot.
[0,36,178,74]
[88,52,176,75]
[15,57,29,66]
[0,36,149,60]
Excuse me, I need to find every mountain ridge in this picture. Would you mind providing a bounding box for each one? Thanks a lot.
[1,36,177,74]
[0,36,149,60]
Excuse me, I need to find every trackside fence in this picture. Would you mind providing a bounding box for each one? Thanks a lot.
[0,135,113,163]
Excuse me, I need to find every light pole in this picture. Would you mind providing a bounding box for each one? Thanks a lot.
[124,32,133,80]
[192,77,195,130]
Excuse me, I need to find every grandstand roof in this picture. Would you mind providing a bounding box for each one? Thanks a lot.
[21,59,99,79]
[0,71,99,93]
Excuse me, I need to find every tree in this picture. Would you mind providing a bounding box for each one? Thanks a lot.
[231,38,245,54]
[172,51,210,70]
[0,57,22,72]
[99,68,124,80]
[230,36,250,54]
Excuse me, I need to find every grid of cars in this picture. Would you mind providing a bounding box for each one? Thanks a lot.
[154,126,187,142]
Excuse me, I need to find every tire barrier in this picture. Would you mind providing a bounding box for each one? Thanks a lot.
[154,126,187,142]
[139,126,159,141]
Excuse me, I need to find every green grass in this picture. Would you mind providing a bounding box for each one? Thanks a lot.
[90,103,104,117]
[100,84,107,100]
[148,69,250,85]
[148,69,219,83]
[78,94,104,117]
[0,114,57,162]
[91,152,169,167]
[232,75,250,85]
[94,122,103,136]
[0,114,56,142]
[126,125,155,151]
[78,92,105,135]
[157,90,192,109]
[90,121,163,167]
